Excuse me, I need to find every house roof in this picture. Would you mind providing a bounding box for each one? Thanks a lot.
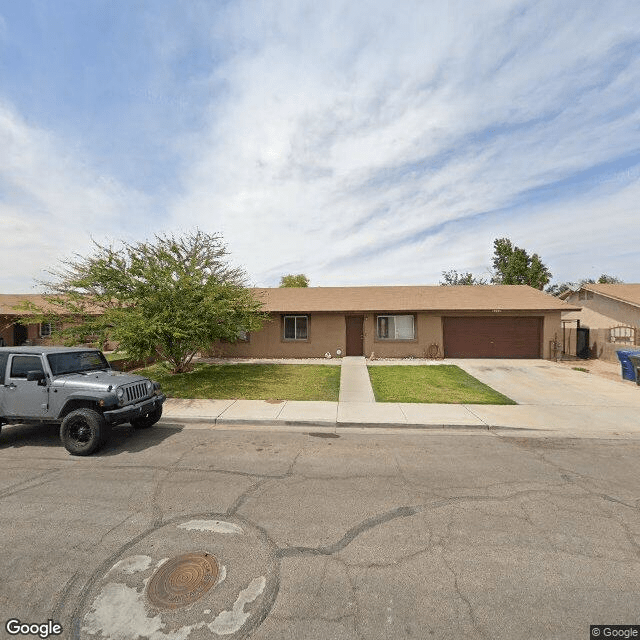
[0,294,57,316]
[581,283,640,309]
[252,285,580,313]
[0,293,104,316]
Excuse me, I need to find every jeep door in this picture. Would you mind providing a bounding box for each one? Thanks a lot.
[3,355,49,418]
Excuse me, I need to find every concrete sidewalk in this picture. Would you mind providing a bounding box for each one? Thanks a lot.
[158,357,640,437]
[159,397,640,436]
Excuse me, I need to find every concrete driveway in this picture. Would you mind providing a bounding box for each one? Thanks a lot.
[454,359,638,407]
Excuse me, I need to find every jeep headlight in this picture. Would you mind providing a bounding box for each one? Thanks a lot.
[116,387,125,405]
[146,380,153,393]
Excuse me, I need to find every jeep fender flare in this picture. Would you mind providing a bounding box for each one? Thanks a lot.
[58,393,117,419]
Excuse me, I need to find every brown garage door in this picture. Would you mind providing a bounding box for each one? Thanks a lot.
[443,316,542,358]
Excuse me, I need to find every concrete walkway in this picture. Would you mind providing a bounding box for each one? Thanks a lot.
[338,356,375,403]
[159,359,640,437]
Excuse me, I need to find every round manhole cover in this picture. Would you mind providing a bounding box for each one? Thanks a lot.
[146,552,219,609]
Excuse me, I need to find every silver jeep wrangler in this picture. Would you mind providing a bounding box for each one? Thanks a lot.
[0,346,166,456]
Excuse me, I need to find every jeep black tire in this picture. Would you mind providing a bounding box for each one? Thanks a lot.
[60,409,106,456]
[130,405,162,429]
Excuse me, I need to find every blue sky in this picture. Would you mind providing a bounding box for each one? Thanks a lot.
[1,0,639,292]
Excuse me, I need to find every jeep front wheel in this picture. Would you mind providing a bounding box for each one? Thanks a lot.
[131,405,162,429]
[60,409,106,456]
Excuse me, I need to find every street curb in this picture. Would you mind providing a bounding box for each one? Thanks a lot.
[159,417,336,428]
[158,417,541,431]
[337,422,490,430]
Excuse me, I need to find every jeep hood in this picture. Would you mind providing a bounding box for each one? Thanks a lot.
[51,370,152,391]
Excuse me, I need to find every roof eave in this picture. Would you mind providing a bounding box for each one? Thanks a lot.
[582,284,640,310]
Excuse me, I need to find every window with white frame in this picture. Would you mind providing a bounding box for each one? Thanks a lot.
[40,322,52,338]
[376,315,415,340]
[283,315,308,340]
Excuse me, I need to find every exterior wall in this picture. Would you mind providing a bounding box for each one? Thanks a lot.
[0,316,12,346]
[214,310,560,360]
[564,291,640,328]
[561,323,578,358]
[0,317,64,347]
[214,313,347,359]
[599,340,638,364]
[589,329,613,362]
[217,312,446,359]
[564,291,640,362]
[364,313,443,359]
[542,312,562,359]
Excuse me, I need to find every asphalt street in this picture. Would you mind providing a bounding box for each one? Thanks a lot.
[0,420,639,639]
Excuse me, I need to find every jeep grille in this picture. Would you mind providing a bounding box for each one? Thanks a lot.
[122,381,150,404]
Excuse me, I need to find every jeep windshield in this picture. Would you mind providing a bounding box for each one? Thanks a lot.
[47,351,110,376]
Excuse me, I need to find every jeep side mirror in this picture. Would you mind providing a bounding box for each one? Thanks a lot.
[26,370,46,383]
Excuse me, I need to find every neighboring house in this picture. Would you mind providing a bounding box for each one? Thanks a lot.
[559,284,640,361]
[215,285,579,360]
[0,294,58,346]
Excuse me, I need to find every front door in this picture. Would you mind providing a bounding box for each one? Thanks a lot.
[3,354,49,417]
[345,316,364,356]
[13,323,28,346]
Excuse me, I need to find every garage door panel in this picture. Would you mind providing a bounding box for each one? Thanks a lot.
[443,316,541,358]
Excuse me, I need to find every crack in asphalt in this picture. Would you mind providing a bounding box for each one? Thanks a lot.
[343,545,432,570]
[278,506,419,557]
[227,477,274,517]
[20,432,640,639]
[345,567,365,640]
[0,468,61,500]
[496,435,640,509]
[270,612,357,623]
[50,570,81,623]
[439,539,490,640]
[227,449,303,516]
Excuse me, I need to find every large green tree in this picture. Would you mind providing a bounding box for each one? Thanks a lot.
[546,274,624,296]
[439,270,487,285]
[279,274,310,287]
[490,238,552,290]
[18,230,266,373]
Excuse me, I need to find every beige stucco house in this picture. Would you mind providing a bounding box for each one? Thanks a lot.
[560,284,640,361]
[0,294,56,347]
[3,285,580,360]
[216,285,579,360]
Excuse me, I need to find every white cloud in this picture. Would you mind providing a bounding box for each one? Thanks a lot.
[0,103,152,292]
[168,0,640,286]
[2,0,639,293]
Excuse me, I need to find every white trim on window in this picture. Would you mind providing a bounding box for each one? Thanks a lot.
[40,322,52,338]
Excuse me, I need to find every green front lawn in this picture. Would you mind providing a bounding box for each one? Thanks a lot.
[367,365,516,404]
[137,363,341,401]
